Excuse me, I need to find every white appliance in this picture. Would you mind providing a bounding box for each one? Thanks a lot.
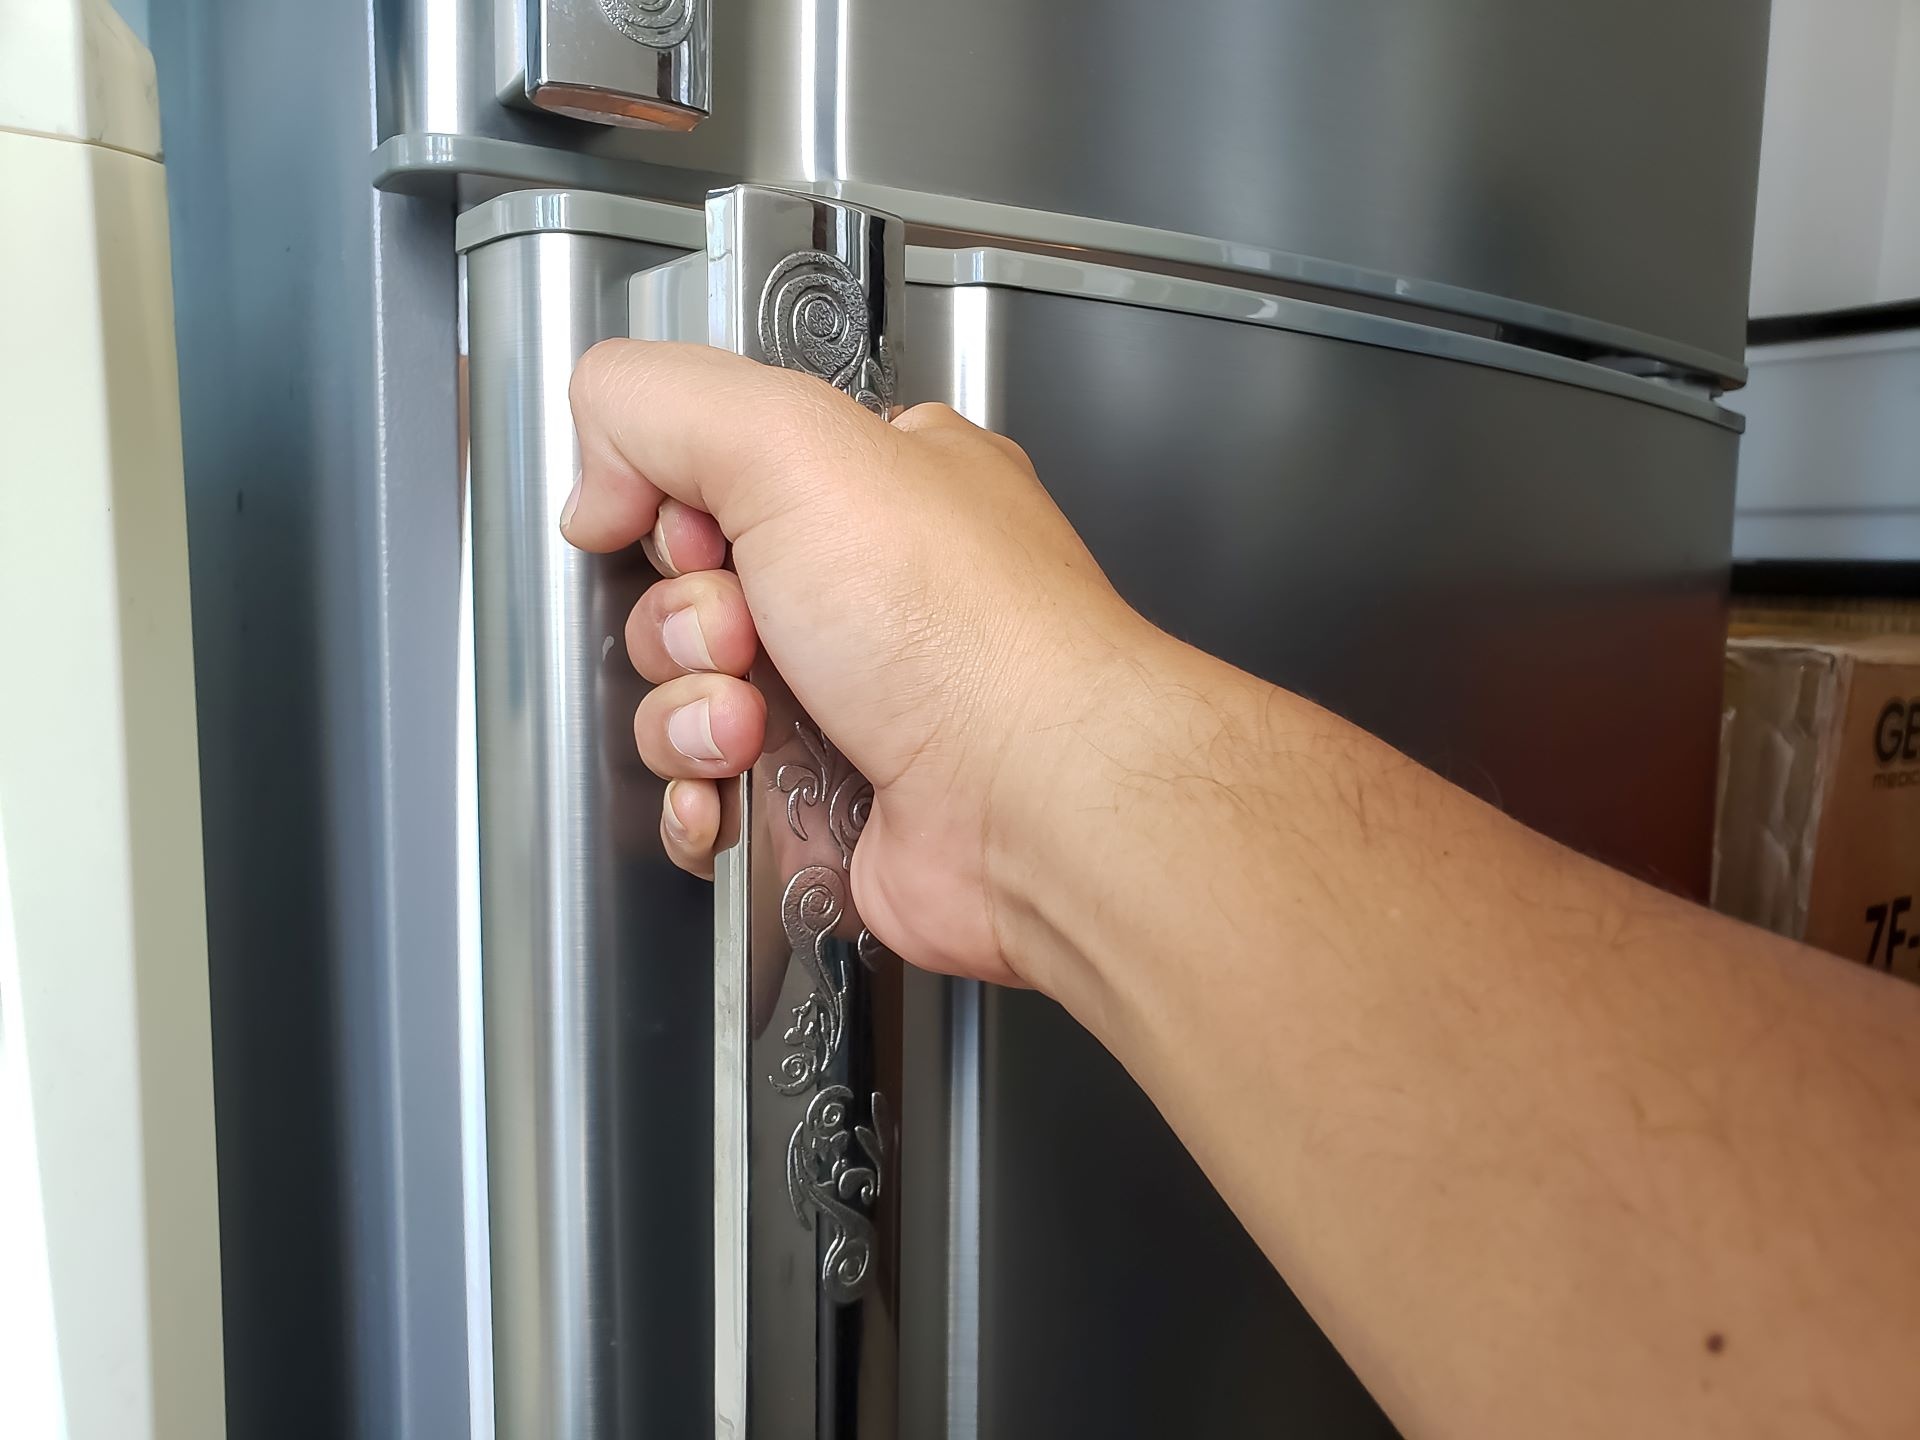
[0,3,224,1437]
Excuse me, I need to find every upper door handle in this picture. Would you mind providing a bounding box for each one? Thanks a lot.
[501,0,711,130]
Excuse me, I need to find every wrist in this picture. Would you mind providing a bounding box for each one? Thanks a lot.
[980,613,1283,1005]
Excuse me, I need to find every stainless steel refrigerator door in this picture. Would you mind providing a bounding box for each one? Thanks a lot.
[628,186,910,1440]
[462,185,1740,1440]
[384,0,1770,378]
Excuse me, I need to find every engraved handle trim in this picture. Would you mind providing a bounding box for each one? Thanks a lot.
[757,251,898,417]
[704,184,907,1440]
[599,0,696,49]
[515,0,711,130]
[731,202,898,1304]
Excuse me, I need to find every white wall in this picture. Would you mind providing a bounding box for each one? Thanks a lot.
[1749,0,1920,315]
[111,0,145,42]
[1726,328,1920,561]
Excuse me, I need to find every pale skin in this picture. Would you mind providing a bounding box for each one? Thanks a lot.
[564,340,1920,1439]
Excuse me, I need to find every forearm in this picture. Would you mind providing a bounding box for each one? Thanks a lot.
[995,627,1920,1439]
[566,348,1920,1435]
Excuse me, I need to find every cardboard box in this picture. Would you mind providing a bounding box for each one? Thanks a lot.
[1714,632,1920,979]
[1731,596,1920,639]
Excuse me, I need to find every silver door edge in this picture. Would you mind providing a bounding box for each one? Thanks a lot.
[456,190,1744,434]
[423,153,1750,387]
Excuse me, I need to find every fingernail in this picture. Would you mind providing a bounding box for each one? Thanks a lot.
[559,472,582,534]
[661,607,715,672]
[667,699,723,761]
[640,517,678,576]
[662,781,691,844]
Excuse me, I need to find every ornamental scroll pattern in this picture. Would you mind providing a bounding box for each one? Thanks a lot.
[769,866,846,1097]
[787,1086,889,1305]
[757,251,897,419]
[768,718,891,1303]
[757,242,895,1305]
[598,0,695,48]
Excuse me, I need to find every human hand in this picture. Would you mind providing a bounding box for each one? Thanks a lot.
[563,341,1154,990]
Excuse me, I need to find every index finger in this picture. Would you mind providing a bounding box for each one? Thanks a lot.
[561,339,891,554]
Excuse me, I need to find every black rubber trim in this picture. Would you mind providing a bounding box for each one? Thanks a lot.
[1748,300,1920,348]
[1732,560,1920,598]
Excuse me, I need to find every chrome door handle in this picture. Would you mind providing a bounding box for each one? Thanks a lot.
[632,184,906,1440]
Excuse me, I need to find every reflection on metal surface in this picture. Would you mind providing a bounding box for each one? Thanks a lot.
[600,0,695,48]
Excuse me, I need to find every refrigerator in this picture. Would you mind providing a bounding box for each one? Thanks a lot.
[146,2,1772,1437]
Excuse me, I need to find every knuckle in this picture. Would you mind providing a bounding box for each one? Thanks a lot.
[569,338,623,405]
[752,366,864,441]
[989,431,1035,471]
[894,401,962,432]
[773,381,850,447]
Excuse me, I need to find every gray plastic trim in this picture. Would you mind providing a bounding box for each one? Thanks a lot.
[381,133,713,206]
[455,188,1743,433]
[454,187,703,254]
[407,134,1750,386]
